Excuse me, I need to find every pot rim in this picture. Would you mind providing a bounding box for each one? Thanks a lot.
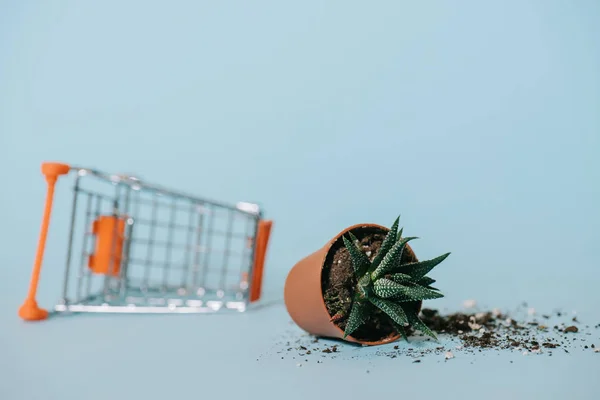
[317,222,418,346]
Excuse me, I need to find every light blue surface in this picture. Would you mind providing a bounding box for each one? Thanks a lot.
[1,1,599,399]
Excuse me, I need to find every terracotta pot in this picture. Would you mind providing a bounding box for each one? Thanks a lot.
[284,223,421,346]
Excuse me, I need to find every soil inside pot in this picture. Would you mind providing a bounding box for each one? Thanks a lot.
[321,226,420,342]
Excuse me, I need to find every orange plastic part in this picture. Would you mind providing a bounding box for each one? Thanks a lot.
[18,162,71,321]
[249,219,273,302]
[88,216,126,276]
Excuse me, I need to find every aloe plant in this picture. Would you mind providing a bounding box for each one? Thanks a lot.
[340,216,450,341]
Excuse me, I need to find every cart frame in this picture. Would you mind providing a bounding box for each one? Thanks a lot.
[18,162,273,321]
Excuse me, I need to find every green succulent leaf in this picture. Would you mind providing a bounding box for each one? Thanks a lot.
[406,309,438,340]
[370,216,400,270]
[371,236,419,280]
[389,273,413,283]
[399,252,451,280]
[368,297,408,326]
[395,227,403,242]
[335,215,450,343]
[393,322,410,342]
[342,233,371,278]
[343,296,370,338]
[389,282,444,302]
[373,278,409,299]
[417,276,436,286]
[347,231,361,245]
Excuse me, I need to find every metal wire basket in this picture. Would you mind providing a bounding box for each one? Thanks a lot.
[18,162,273,321]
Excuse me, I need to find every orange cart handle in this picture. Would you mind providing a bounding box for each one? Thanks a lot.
[18,162,71,321]
[249,219,273,302]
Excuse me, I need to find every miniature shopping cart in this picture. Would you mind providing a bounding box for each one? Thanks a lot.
[18,162,273,321]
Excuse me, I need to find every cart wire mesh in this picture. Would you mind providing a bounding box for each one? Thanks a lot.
[18,162,273,321]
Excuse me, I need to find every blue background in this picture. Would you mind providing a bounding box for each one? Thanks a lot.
[1,1,599,399]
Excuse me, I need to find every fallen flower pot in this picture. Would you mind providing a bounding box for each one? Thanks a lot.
[284,217,450,346]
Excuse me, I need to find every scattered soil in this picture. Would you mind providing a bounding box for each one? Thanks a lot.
[419,308,501,334]
[321,225,420,342]
[416,307,581,353]
[372,304,599,359]
[261,302,600,366]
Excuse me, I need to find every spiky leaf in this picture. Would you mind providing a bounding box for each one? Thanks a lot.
[370,216,399,270]
[343,296,370,338]
[368,297,408,326]
[347,231,361,245]
[373,278,409,299]
[387,282,444,302]
[399,253,451,280]
[342,233,371,277]
[389,273,412,283]
[395,227,403,242]
[417,276,436,286]
[393,322,409,342]
[406,309,437,340]
[371,236,418,280]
